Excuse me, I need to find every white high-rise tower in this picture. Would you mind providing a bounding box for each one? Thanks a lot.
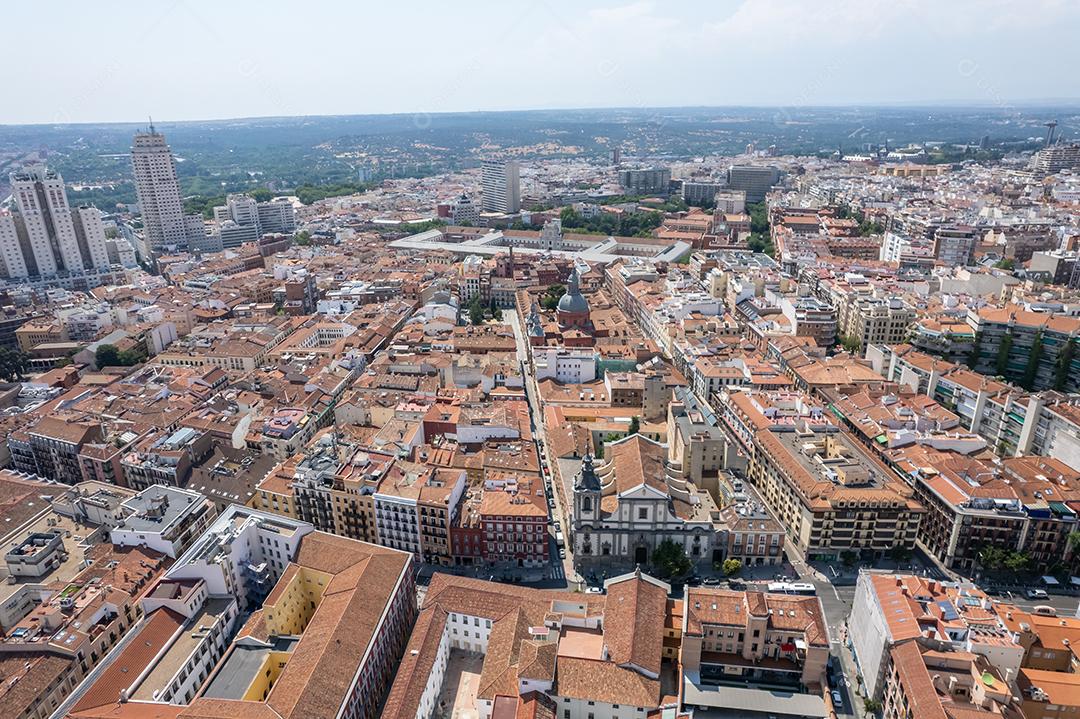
[481,159,520,214]
[0,165,112,285]
[131,126,198,257]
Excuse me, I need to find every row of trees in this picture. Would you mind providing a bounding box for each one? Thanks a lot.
[649,540,744,580]
[746,201,775,257]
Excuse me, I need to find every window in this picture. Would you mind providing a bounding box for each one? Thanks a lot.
[638,507,648,520]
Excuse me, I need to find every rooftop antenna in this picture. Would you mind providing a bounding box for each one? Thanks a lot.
[148,116,156,134]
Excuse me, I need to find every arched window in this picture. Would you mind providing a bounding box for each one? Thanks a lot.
[582,496,592,512]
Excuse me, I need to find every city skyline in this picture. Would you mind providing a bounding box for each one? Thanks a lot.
[3,0,1079,125]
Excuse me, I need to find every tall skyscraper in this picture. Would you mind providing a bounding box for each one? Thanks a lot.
[0,165,114,288]
[481,159,520,214]
[130,126,206,258]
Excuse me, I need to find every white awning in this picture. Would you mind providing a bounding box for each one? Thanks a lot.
[1042,575,1060,585]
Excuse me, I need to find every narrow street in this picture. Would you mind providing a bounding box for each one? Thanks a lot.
[503,311,579,589]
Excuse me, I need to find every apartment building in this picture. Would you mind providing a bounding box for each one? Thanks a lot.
[0,166,116,291]
[479,477,549,568]
[850,572,1024,702]
[843,296,915,350]
[62,506,416,719]
[779,295,838,349]
[716,390,922,561]
[679,588,830,717]
[3,541,169,719]
[481,159,521,213]
[619,166,671,195]
[9,415,103,484]
[967,305,1080,393]
[109,485,217,559]
[868,344,1080,463]
[882,641,1019,719]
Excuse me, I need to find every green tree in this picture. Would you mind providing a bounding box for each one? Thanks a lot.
[967,332,983,370]
[978,545,1008,570]
[840,550,858,567]
[117,349,144,366]
[863,698,882,713]
[1003,551,1029,573]
[468,295,485,326]
[839,335,862,354]
[651,539,692,579]
[295,230,312,246]
[95,344,142,368]
[994,258,1016,271]
[1021,331,1044,390]
[95,344,121,368]
[1068,531,1080,556]
[994,334,1013,377]
[628,416,640,435]
[722,558,743,577]
[0,347,28,381]
[250,188,273,202]
[1054,340,1076,391]
[747,202,769,235]
[540,284,566,311]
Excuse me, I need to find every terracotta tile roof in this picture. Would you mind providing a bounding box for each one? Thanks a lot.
[603,574,667,676]
[890,641,949,719]
[262,534,411,719]
[71,609,186,714]
[554,656,660,707]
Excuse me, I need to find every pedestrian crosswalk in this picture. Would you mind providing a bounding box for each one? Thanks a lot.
[549,562,565,580]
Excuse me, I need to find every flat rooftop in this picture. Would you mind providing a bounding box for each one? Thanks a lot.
[130,597,236,701]
[0,512,95,618]
[201,635,300,700]
[683,672,828,719]
[390,228,690,264]
[119,486,204,534]
[773,429,892,490]
[557,626,604,660]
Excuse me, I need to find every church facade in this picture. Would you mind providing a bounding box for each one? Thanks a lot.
[570,434,721,571]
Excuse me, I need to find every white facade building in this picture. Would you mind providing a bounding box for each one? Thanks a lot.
[533,347,598,384]
[481,159,520,213]
[0,167,116,288]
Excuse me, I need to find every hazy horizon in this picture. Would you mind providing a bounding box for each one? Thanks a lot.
[5,0,1079,126]
[4,98,1080,130]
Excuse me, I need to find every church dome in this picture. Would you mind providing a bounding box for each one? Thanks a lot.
[557,267,589,314]
[557,290,589,314]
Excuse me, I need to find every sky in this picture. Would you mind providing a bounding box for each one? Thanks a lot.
[4,0,1079,125]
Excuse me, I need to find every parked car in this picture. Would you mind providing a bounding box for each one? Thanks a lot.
[558,547,566,559]
[831,690,843,706]
[1026,588,1049,600]
[585,587,604,594]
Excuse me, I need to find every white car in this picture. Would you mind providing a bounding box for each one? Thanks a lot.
[831,690,843,705]
[585,587,604,594]
[1026,589,1049,600]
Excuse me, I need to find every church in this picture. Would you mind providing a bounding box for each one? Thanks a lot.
[570,434,722,570]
